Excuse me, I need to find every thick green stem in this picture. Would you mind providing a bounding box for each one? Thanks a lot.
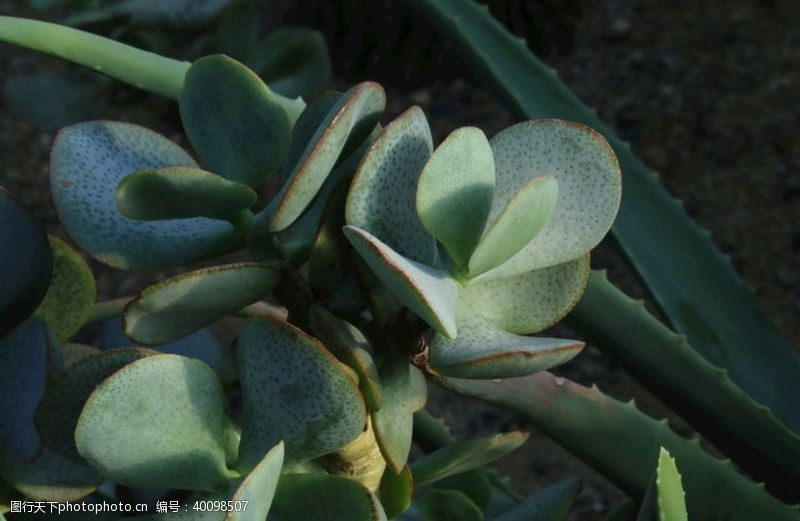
[0,16,188,99]
[87,296,132,323]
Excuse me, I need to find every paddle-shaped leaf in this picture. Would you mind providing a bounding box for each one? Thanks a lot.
[180,55,290,187]
[75,354,233,490]
[116,167,257,221]
[124,262,279,345]
[271,473,387,521]
[346,106,436,264]
[468,174,558,278]
[1,446,100,502]
[237,318,366,469]
[51,121,241,270]
[419,490,482,521]
[478,120,621,279]
[410,432,529,485]
[429,300,583,379]
[268,81,385,232]
[656,449,688,521]
[380,466,414,519]
[462,255,589,335]
[416,127,495,268]
[0,188,51,337]
[492,476,582,521]
[34,235,96,341]
[35,348,156,462]
[344,226,458,338]
[225,442,284,521]
[372,350,427,473]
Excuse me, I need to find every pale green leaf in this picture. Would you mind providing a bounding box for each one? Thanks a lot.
[657,448,688,521]
[271,473,387,521]
[380,465,414,519]
[224,442,284,521]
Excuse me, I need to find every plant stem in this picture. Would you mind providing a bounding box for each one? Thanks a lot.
[87,296,132,323]
[0,16,188,100]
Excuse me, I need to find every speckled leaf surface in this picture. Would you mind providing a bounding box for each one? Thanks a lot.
[116,167,256,221]
[35,348,156,462]
[346,106,436,264]
[410,432,529,485]
[50,121,240,270]
[180,55,290,187]
[2,446,101,502]
[237,318,366,470]
[124,263,280,345]
[481,120,621,279]
[372,351,427,474]
[416,127,495,268]
[0,188,51,337]
[34,235,96,341]
[468,174,558,278]
[344,226,458,338]
[419,490,482,521]
[75,354,232,490]
[271,473,387,521]
[429,300,583,379]
[656,449,688,521]
[269,81,385,232]
[224,442,284,521]
[462,254,589,335]
[380,465,413,519]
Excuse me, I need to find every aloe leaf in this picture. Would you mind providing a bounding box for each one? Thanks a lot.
[565,271,800,492]
[434,469,492,511]
[410,432,528,486]
[309,306,382,411]
[429,299,583,379]
[380,466,414,519]
[75,354,233,490]
[116,167,257,221]
[35,348,156,462]
[51,121,242,270]
[654,449,687,521]
[372,350,427,473]
[267,81,386,232]
[444,374,800,521]
[237,318,366,469]
[124,262,279,345]
[346,106,437,264]
[416,127,495,268]
[271,473,388,521]
[491,476,581,521]
[180,55,291,187]
[34,235,96,341]
[0,188,52,338]
[224,442,284,521]
[468,174,558,278]
[419,490,482,521]
[344,225,459,338]
[462,254,589,335]
[406,0,800,435]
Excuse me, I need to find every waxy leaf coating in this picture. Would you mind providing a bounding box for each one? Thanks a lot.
[224,442,284,521]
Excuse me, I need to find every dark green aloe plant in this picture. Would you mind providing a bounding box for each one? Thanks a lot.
[0,10,798,521]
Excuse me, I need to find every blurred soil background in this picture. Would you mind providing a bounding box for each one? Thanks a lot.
[1,1,799,519]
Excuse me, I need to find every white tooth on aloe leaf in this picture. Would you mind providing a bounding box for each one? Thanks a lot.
[343,225,458,338]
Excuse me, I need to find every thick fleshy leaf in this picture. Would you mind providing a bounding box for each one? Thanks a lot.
[433,469,492,511]
[309,306,382,411]
[656,449,688,521]
[271,473,387,521]
[101,317,226,377]
[346,106,436,264]
[380,466,414,519]
[35,348,156,462]
[75,354,232,490]
[282,92,342,177]
[2,446,101,502]
[51,121,240,270]
[468,174,558,278]
[180,54,291,187]
[372,350,427,474]
[492,476,581,521]
[0,188,51,338]
[344,226,458,338]
[410,432,529,485]
[419,490,482,521]
[225,442,284,521]
[116,167,257,221]
[60,343,102,368]
[34,235,96,341]
[480,120,621,279]
[462,255,589,335]
[416,127,495,268]
[237,318,366,469]
[429,300,583,379]
[268,81,385,232]
[124,262,280,345]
